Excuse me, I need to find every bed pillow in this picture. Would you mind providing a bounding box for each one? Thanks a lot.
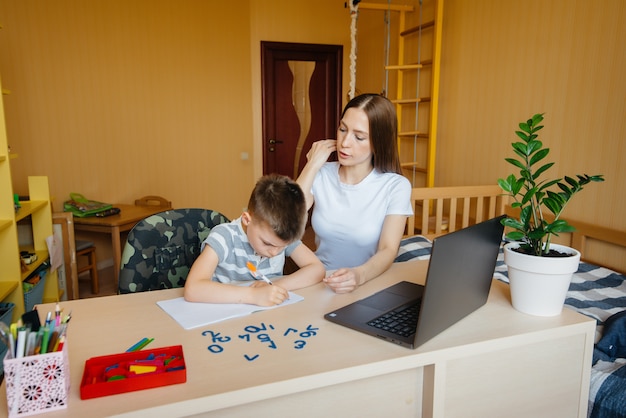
[595,310,626,362]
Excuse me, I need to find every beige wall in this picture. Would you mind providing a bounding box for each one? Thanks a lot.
[248,0,351,182]
[436,0,626,269]
[438,0,625,226]
[1,0,624,268]
[1,1,254,219]
[0,0,350,264]
[355,0,625,270]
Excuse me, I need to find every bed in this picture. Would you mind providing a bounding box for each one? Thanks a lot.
[396,231,626,418]
[400,184,626,417]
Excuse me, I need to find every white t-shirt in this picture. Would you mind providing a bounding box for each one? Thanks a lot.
[311,162,413,269]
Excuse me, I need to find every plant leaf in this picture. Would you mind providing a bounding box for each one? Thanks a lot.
[538,178,561,191]
[529,148,550,166]
[530,113,545,125]
[543,197,562,216]
[505,158,526,170]
[515,131,530,141]
[532,162,554,179]
[564,176,579,188]
[501,112,603,256]
[546,219,575,234]
[505,231,525,241]
[519,123,531,134]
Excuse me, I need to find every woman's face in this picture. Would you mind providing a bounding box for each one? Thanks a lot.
[336,107,372,169]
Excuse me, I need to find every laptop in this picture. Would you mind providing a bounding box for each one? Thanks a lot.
[324,215,505,348]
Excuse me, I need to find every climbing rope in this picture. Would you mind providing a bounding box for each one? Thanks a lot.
[348,0,360,100]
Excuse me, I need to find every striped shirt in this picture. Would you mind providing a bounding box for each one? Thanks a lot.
[201,216,300,283]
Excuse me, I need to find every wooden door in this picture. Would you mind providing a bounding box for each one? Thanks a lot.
[261,42,342,179]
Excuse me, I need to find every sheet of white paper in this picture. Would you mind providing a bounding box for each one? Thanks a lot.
[156,292,304,330]
[45,234,63,273]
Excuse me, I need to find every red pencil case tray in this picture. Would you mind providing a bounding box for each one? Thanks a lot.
[80,345,186,399]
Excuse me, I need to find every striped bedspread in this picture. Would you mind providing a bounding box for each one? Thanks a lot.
[396,235,626,417]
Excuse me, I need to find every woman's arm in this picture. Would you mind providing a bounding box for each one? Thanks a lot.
[272,243,326,291]
[324,214,407,293]
[296,139,336,210]
[183,248,288,306]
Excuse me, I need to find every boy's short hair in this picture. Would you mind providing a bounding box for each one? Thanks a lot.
[248,174,306,242]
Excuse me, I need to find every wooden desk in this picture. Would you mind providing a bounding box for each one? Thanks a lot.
[0,260,595,417]
[71,204,165,284]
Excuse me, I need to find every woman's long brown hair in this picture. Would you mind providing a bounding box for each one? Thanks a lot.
[342,94,402,174]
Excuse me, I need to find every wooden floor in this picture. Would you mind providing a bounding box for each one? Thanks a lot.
[77,266,117,299]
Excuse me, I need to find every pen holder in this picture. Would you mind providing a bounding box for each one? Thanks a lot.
[3,342,70,417]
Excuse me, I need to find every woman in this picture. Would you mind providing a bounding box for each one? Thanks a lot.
[297,93,413,294]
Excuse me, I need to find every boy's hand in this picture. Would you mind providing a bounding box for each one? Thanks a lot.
[250,282,289,306]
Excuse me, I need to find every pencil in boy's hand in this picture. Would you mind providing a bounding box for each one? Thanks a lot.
[246,261,273,285]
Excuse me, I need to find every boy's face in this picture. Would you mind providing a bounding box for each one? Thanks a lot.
[242,212,290,258]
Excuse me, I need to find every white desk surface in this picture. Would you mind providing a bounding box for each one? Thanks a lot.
[0,259,595,417]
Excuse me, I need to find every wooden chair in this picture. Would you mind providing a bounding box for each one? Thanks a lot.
[76,239,99,294]
[407,185,507,240]
[134,195,172,209]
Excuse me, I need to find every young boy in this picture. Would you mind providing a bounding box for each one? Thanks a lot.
[184,174,325,306]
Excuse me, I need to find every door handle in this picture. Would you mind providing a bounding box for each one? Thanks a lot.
[269,139,283,144]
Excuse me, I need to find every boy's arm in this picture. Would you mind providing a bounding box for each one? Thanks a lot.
[183,247,288,306]
[272,243,325,291]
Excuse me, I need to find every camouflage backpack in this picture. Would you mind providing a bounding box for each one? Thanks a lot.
[118,208,229,293]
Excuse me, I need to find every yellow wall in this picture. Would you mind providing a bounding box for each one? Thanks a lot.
[1,0,625,269]
[1,1,253,219]
[0,0,350,264]
[248,0,351,182]
[436,0,626,269]
[438,0,625,228]
[355,0,625,271]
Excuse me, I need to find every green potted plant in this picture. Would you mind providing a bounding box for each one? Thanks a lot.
[498,113,604,316]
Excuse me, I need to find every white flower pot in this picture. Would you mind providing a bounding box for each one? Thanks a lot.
[503,242,581,317]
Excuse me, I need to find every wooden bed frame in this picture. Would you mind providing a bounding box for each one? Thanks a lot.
[407,185,505,240]
[407,185,626,273]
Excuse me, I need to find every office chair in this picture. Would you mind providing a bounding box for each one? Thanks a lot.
[118,208,229,294]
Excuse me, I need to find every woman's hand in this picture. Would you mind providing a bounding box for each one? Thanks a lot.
[305,139,337,167]
[297,139,337,210]
[250,282,289,306]
[323,268,363,294]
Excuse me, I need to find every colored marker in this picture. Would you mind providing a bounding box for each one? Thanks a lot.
[134,337,154,351]
[126,337,154,352]
[40,327,51,354]
[126,337,148,352]
[55,303,62,326]
[246,261,272,285]
[15,327,27,358]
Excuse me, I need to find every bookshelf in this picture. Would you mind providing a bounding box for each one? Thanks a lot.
[0,76,59,322]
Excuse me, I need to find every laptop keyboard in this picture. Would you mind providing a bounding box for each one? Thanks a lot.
[367,300,421,337]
